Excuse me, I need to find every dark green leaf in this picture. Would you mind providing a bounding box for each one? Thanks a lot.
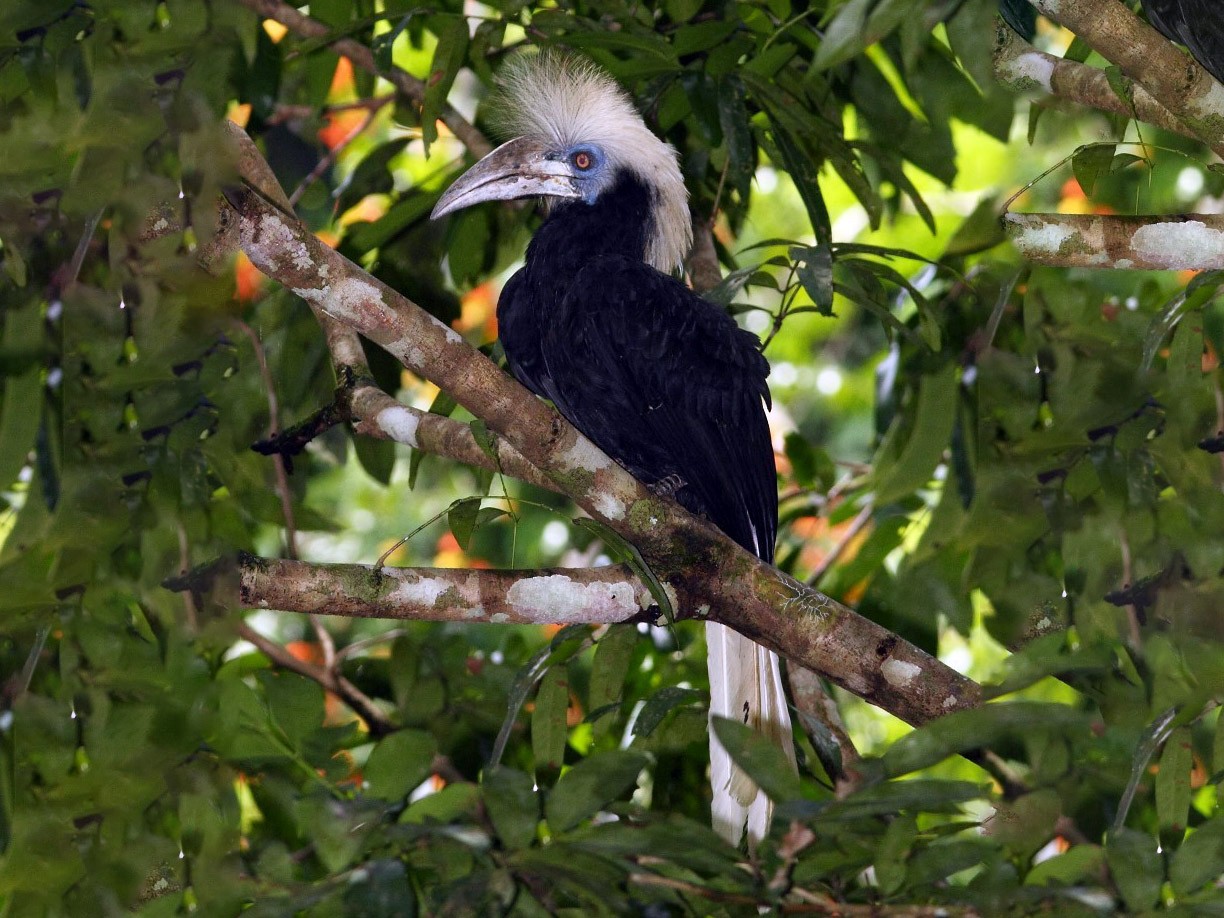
[482,766,539,850]
[364,729,438,801]
[1071,143,1115,197]
[1106,828,1162,912]
[532,666,569,774]
[632,686,702,738]
[711,717,801,803]
[587,625,637,739]
[545,751,647,832]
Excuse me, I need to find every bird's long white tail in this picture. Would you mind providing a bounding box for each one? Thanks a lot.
[706,621,797,848]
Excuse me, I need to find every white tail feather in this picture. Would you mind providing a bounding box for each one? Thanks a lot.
[706,622,797,849]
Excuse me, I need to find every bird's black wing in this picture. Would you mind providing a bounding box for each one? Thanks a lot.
[1143,0,1224,84]
[998,0,1037,41]
[542,255,778,561]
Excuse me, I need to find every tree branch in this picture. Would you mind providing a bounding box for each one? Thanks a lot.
[188,555,659,625]
[1004,212,1224,269]
[234,0,492,157]
[216,125,983,728]
[992,23,1204,148]
[1025,0,1224,151]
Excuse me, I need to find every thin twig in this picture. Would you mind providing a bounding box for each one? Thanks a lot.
[236,621,396,737]
[234,320,339,668]
[288,105,383,207]
[176,521,199,632]
[334,628,409,662]
[268,94,396,126]
[807,503,872,586]
[234,320,299,560]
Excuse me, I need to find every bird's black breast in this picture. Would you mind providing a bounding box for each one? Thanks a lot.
[496,173,778,562]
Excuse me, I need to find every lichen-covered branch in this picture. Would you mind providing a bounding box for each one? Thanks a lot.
[234,0,492,157]
[349,384,558,493]
[218,126,982,728]
[236,557,658,624]
[1005,212,1224,269]
[1026,0,1224,150]
[993,23,1201,147]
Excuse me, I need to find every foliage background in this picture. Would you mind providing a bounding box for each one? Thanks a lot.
[3,0,1224,913]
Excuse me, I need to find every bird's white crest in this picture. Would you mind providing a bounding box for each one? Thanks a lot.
[494,53,692,274]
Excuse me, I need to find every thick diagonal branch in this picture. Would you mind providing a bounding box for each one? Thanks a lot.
[223,129,982,727]
[993,24,1202,147]
[1005,212,1224,269]
[1025,0,1224,150]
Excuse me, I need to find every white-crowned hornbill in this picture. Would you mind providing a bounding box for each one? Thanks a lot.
[431,55,796,847]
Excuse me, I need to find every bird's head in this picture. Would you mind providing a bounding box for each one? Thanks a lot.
[430,53,692,273]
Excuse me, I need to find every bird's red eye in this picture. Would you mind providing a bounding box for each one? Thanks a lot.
[573,151,593,170]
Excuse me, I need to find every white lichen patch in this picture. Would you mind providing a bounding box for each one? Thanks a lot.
[1132,221,1224,270]
[943,695,958,709]
[1001,51,1055,92]
[1190,79,1224,124]
[248,212,313,272]
[375,405,420,447]
[880,657,922,688]
[1010,219,1078,256]
[506,574,641,622]
[592,490,627,521]
[560,435,613,472]
[395,576,451,608]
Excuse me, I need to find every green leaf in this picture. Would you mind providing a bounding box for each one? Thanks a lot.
[354,435,396,485]
[482,766,539,850]
[792,243,834,315]
[532,666,569,774]
[1106,828,1162,912]
[870,363,959,504]
[1156,726,1193,839]
[1071,143,1115,197]
[544,751,647,833]
[1170,817,1224,895]
[812,0,872,71]
[447,496,483,550]
[364,729,438,801]
[258,672,325,748]
[0,300,44,492]
[1025,844,1105,886]
[587,625,637,739]
[342,858,416,918]
[874,813,917,895]
[632,686,703,739]
[420,15,468,156]
[711,717,801,803]
[399,782,481,824]
[874,703,1089,780]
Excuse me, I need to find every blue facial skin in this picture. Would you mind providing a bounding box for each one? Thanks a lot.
[559,144,608,204]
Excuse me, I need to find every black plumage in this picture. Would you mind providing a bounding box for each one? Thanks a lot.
[499,174,778,562]
[429,54,796,847]
[1142,0,1224,83]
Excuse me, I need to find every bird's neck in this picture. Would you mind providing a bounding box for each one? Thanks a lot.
[528,172,657,272]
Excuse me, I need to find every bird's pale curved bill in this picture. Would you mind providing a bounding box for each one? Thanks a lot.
[431,136,581,220]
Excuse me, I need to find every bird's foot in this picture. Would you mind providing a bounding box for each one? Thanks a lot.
[649,474,687,499]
